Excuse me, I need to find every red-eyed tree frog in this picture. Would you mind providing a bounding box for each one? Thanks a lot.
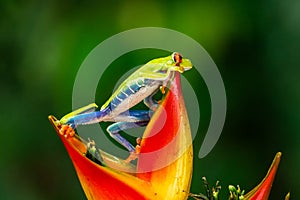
[58,52,193,161]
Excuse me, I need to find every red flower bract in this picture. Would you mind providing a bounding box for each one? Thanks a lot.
[244,152,282,200]
[49,72,193,200]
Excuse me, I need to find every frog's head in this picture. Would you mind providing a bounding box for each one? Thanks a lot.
[148,52,193,74]
[167,52,193,73]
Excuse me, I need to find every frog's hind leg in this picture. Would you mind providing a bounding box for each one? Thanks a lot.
[106,110,150,162]
[60,103,99,126]
[60,107,111,128]
[107,121,148,151]
[59,107,111,137]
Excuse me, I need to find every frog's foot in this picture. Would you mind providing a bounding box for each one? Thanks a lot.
[125,149,140,163]
[136,137,142,146]
[160,85,166,94]
[125,141,141,163]
[135,137,142,155]
[157,100,163,105]
[59,124,76,138]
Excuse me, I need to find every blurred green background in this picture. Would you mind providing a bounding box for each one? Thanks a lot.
[1,0,299,199]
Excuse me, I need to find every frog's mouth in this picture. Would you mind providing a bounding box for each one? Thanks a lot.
[181,59,193,71]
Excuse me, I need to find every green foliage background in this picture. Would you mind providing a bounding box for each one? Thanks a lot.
[1,0,299,199]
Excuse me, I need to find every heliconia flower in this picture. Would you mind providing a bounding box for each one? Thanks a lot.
[243,152,284,200]
[49,73,193,200]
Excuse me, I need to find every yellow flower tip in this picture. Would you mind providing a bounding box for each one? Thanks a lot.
[285,192,290,200]
[48,115,59,127]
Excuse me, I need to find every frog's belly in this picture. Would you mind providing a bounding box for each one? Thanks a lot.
[105,83,160,121]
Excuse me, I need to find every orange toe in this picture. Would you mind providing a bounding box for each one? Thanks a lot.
[136,137,142,145]
[125,149,140,163]
[60,125,75,138]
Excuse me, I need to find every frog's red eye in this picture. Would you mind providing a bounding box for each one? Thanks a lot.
[172,52,183,65]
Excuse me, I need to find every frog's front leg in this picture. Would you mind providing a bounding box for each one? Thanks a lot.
[143,83,168,111]
[107,110,150,162]
[58,106,112,138]
[144,92,159,111]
